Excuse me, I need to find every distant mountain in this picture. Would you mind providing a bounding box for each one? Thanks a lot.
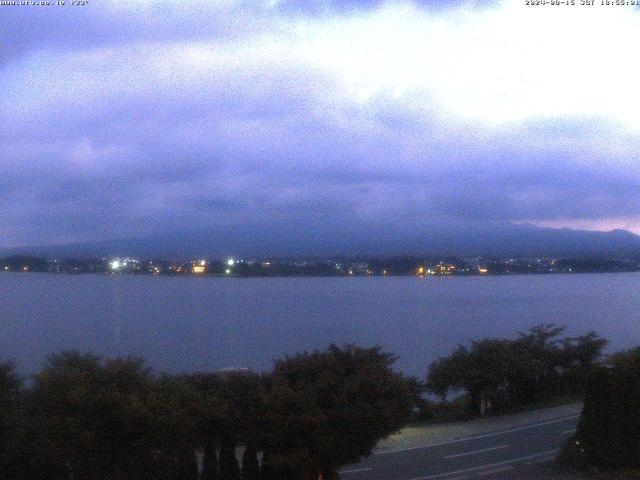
[2,222,639,259]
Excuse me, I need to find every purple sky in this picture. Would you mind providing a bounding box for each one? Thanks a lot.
[1,0,639,248]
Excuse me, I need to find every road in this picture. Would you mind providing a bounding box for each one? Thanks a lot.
[339,413,579,479]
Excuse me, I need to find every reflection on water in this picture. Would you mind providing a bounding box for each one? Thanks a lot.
[1,272,639,376]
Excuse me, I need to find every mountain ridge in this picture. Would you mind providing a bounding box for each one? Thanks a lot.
[2,222,639,259]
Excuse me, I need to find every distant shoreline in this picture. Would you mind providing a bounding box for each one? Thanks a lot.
[3,254,639,277]
[1,270,639,279]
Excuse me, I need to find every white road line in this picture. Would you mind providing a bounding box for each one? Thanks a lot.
[444,444,508,459]
[376,415,578,455]
[561,429,576,434]
[338,467,373,475]
[534,455,557,464]
[476,465,514,477]
[407,449,560,480]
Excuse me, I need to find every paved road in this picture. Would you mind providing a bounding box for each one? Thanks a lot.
[339,413,579,480]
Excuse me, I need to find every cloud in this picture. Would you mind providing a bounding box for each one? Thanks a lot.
[1,0,639,248]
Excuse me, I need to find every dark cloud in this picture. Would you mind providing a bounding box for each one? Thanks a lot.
[1,0,639,249]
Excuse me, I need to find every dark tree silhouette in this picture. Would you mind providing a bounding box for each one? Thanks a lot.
[201,439,219,480]
[576,347,640,468]
[263,344,418,479]
[241,442,260,480]
[426,325,607,415]
[219,437,241,480]
[0,361,22,479]
[28,352,158,479]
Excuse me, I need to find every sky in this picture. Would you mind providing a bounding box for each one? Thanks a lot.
[1,0,640,250]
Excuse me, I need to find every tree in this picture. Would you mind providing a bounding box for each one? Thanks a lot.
[175,450,199,480]
[219,437,241,480]
[509,324,566,403]
[576,347,640,468]
[0,361,19,444]
[426,347,467,402]
[426,325,607,415]
[215,372,265,456]
[426,340,516,414]
[264,344,418,479]
[186,371,265,480]
[29,351,158,480]
[151,374,203,480]
[0,361,22,478]
[182,373,223,480]
[241,442,260,480]
[201,438,219,480]
[559,331,608,393]
[608,346,640,370]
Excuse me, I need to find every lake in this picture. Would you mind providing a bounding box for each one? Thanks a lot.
[1,272,639,377]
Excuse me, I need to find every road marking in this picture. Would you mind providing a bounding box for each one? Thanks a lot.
[561,429,575,434]
[407,449,560,480]
[534,455,557,463]
[444,444,509,459]
[376,415,578,455]
[477,465,514,476]
[338,467,372,475]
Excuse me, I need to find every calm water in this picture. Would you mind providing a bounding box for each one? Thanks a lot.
[1,272,639,377]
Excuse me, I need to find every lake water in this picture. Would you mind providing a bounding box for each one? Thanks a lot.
[1,272,639,377]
